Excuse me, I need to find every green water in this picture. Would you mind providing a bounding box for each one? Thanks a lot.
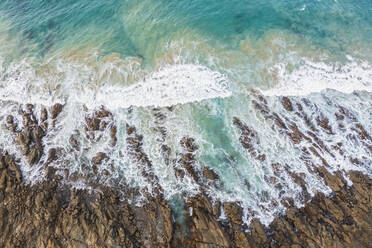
[0,0,371,225]
[1,0,371,60]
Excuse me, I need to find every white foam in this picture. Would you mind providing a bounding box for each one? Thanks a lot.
[92,64,231,109]
[0,58,230,109]
[262,56,372,96]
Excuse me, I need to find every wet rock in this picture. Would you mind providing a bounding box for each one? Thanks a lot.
[203,167,219,181]
[92,152,108,165]
[1,103,372,248]
[6,115,14,124]
[175,195,231,248]
[50,103,63,119]
[0,148,371,248]
[85,107,115,143]
[69,135,80,150]
[94,108,111,119]
[316,115,333,134]
[41,107,48,122]
[233,117,266,161]
[110,125,117,146]
[9,107,47,166]
[125,124,161,188]
[281,97,293,111]
[178,153,199,182]
[86,117,101,131]
[26,147,42,165]
[223,202,243,225]
[180,137,198,152]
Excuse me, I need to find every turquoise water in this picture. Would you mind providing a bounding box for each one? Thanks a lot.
[0,0,371,225]
[1,0,372,59]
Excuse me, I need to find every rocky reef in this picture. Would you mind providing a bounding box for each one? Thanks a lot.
[0,100,371,248]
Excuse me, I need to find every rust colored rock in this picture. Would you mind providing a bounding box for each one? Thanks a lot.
[281,97,293,111]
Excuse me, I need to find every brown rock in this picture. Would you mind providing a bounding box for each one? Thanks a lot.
[203,167,219,181]
[180,137,198,152]
[92,152,108,165]
[223,202,243,225]
[50,103,63,119]
[282,97,293,111]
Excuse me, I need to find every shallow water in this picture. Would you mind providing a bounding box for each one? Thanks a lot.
[0,0,371,226]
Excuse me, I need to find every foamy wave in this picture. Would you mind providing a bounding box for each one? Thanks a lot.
[0,58,230,109]
[262,56,372,96]
[92,64,231,109]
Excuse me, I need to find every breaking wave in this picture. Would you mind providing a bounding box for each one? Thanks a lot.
[262,56,372,96]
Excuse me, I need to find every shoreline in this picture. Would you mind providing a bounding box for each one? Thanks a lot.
[0,100,370,248]
[0,152,370,247]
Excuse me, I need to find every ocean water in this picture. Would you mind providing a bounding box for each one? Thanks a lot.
[0,0,371,225]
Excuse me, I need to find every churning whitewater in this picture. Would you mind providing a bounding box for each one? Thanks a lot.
[0,0,370,228]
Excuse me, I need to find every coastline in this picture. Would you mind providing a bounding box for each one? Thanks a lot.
[0,100,370,248]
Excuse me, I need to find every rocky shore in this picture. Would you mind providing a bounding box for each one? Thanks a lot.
[0,100,371,248]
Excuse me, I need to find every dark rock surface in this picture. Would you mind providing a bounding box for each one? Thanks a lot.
[0,103,371,247]
[0,152,370,247]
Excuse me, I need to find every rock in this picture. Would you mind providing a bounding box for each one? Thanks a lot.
[6,115,14,124]
[41,107,48,122]
[249,219,268,245]
[50,103,63,119]
[180,137,198,152]
[282,97,293,111]
[0,103,371,248]
[203,167,219,181]
[0,153,371,248]
[10,108,47,166]
[69,136,80,150]
[176,195,231,248]
[110,125,117,146]
[223,202,243,225]
[95,108,111,118]
[46,148,57,164]
[233,117,266,161]
[92,152,108,165]
[26,147,42,165]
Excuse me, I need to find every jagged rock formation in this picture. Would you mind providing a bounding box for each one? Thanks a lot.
[0,152,370,248]
[0,102,371,248]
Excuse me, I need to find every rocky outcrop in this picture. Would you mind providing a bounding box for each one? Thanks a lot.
[233,117,266,161]
[0,102,371,248]
[5,105,47,165]
[263,171,372,248]
[85,107,117,146]
[0,153,175,248]
[0,156,368,247]
[171,195,231,248]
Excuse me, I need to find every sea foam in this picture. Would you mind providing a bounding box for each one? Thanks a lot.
[262,56,372,96]
[0,57,231,109]
[92,64,231,109]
